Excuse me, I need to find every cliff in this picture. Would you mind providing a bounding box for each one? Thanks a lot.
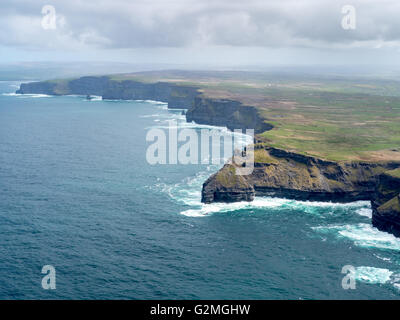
[202,146,400,204]
[16,74,400,237]
[372,169,400,236]
[17,76,199,109]
[17,77,271,129]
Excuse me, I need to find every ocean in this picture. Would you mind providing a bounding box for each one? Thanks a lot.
[1,80,400,299]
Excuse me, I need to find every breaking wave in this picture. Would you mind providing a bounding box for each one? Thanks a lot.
[2,93,52,98]
[179,197,371,218]
[356,208,372,218]
[313,223,400,251]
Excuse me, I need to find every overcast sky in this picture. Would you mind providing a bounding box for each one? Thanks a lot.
[1,0,399,68]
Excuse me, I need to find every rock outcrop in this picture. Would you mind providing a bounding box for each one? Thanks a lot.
[372,170,400,236]
[202,164,255,203]
[101,80,199,109]
[18,76,200,109]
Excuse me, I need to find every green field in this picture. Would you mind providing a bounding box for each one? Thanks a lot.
[255,88,400,161]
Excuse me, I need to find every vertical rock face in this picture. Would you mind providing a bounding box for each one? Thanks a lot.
[202,164,255,203]
[17,76,274,131]
[17,81,58,95]
[373,195,400,236]
[102,80,199,109]
[186,97,273,133]
[372,170,400,236]
[202,146,400,204]
[17,76,200,109]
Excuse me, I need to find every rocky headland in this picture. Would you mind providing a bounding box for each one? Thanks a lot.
[16,74,400,237]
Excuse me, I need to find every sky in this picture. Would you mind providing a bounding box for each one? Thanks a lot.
[1,0,400,69]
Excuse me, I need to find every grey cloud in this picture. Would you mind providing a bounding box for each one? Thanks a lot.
[1,0,400,50]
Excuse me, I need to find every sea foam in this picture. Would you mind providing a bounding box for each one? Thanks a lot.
[313,223,400,251]
[353,266,393,284]
[2,93,52,98]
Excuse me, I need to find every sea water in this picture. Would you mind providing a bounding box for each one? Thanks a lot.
[1,80,400,299]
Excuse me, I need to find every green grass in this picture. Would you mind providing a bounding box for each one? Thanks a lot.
[254,149,278,164]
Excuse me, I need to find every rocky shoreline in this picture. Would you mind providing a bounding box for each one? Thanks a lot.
[16,75,400,237]
[202,146,400,234]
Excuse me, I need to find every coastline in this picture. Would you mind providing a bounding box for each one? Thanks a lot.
[16,75,400,237]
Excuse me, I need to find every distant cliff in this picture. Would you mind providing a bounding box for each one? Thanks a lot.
[18,76,272,134]
[17,76,199,109]
[202,146,400,204]
[186,97,273,133]
[372,169,400,236]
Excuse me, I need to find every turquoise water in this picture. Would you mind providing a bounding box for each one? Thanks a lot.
[1,80,400,299]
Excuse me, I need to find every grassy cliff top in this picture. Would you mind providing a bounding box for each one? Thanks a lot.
[61,70,400,162]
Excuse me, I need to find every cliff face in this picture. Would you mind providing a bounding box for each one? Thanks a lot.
[17,76,199,109]
[202,145,400,237]
[17,81,59,95]
[202,165,255,203]
[102,80,199,109]
[186,97,273,133]
[68,76,111,96]
[372,170,400,236]
[202,146,400,204]
[17,76,272,131]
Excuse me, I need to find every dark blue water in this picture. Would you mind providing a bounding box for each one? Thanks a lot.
[1,80,400,299]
